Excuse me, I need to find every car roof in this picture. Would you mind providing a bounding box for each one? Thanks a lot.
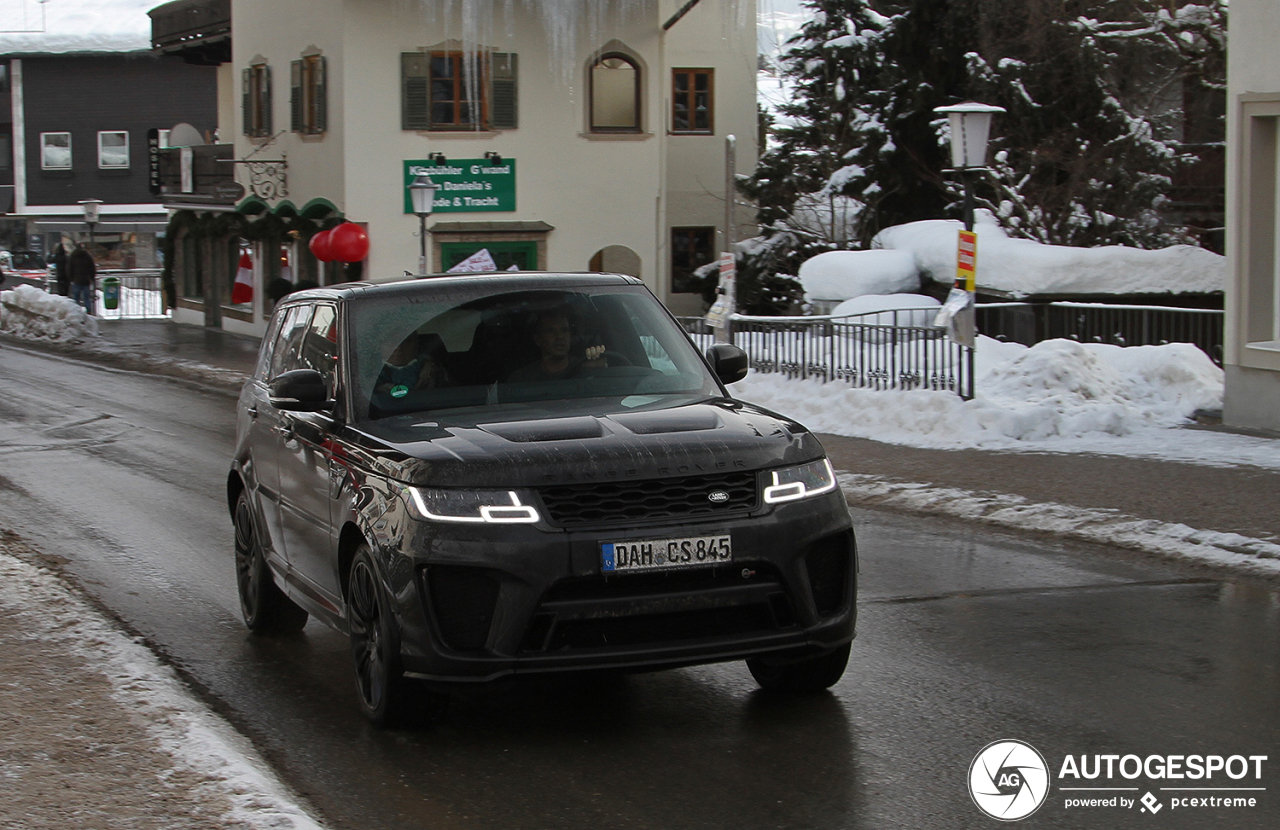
[279,272,644,306]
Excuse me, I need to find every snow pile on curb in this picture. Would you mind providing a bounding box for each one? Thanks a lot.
[872,211,1224,296]
[1,284,100,342]
[0,549,328,830]
[838,473,1280,578]
[731,336,1280,469]
[798,249,920,302]
[829,293,941,326]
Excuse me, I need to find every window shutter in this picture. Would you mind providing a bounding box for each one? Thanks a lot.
[402,52,430,130]
[242,68,252,136]
[290,60,303,132]
[261,65,273,135]
[490,52,518,129]
[314,56,328,133]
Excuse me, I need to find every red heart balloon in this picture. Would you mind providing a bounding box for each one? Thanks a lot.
[329,222,370,263]
[308,229,334,262]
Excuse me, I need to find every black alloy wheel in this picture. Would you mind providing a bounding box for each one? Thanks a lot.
[746,642,851,693]
[234,493,308,634]
[348,546,407,727]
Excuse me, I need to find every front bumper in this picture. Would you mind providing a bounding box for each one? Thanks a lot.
[386,490,857,683]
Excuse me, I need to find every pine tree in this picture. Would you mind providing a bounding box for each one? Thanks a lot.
[743,0,1227,287]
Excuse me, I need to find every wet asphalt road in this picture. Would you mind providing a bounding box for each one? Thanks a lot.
[0,343,1276,830]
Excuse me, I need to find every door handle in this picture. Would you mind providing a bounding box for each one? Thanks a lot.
[247,405,258,419]
[272,424,294,438]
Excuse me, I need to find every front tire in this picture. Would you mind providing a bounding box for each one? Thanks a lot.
[348,546,407,727]
[234,493,308,634]
[747,642,851,693]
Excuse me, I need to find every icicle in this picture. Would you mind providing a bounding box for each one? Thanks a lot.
[406,0,746,86]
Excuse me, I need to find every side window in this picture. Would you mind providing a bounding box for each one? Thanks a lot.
[590,53,640,133]
[291,53,327,135]
[671,68,713,134]
[242,62,273,138]
[255,308,286,380]
[40,132,72,169]
[270,305,311,379]
[671,227,715,294]
[299,304,339,395]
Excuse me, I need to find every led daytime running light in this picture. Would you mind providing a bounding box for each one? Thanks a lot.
[763,459,837,504]
[408,488,540,524]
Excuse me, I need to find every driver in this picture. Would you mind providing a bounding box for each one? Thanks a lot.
[506,307,606,381]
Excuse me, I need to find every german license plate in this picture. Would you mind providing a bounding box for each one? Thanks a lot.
[601,535,732,573]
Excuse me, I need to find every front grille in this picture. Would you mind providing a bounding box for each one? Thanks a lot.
[538,471,758,527]
[519,565,796,653]
[548,605,777,651]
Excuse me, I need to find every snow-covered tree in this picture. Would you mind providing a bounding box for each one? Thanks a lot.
[744,0,1226,277]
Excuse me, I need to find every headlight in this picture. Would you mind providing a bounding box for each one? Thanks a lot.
[763,458,837,504]
[407,487,540,524]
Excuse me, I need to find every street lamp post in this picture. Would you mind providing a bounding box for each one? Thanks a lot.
[79,199,103,250]
[932,102,1004,399]
[408,175,439,274]
[933,102,1005,232]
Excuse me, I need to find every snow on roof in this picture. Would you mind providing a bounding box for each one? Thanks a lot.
[872,211,1225,297]
[0,0,154,55]
[797,249,920,302]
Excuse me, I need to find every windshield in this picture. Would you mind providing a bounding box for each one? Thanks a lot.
[11,252,46,270]
[347,283,721,422]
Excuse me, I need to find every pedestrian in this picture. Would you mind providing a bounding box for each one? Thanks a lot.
[52,242,69,296]
[67,244,96,315]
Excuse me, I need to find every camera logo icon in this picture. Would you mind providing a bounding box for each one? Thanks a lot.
[969,740,1051,821]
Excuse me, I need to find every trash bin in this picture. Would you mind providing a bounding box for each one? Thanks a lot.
[102,276,120,311]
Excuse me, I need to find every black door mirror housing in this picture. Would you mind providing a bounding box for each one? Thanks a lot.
[705,344,749,385]
[270,369,333,412]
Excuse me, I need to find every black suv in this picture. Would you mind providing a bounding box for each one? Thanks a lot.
[229,274,856,724]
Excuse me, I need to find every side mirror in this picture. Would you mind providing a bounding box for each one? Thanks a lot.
[269,369,333,412]
[706,344,749,385]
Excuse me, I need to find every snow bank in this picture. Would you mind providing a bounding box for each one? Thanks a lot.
[1,284,99,342]
[798,249,920,302]
[730,336,1267,468]
[0,0,154,54]
[0,550,329,830]
[872,211,1224,297]
[830,293,940,327]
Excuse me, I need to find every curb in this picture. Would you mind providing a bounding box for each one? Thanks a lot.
[0,331,249,397]
[838,473,1280,581]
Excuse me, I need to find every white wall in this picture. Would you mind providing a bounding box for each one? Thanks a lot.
[1224,0,1280,431]
[227,0,757,312]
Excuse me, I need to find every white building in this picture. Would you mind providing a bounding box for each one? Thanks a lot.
[162,0,758,336]
[1224,0,1280,432]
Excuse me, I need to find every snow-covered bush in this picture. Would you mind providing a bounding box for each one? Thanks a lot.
[798,249,919,303]
[872,211,1223,297]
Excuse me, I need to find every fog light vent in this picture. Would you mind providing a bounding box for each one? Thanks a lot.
[426,566,500,652]
[805,533,852,618]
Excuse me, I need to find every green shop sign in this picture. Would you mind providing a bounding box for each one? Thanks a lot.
[403,158,516,213]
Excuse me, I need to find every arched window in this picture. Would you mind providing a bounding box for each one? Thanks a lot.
[590,53,640,132]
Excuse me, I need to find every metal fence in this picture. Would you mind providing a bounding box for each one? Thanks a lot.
[975,301,1224,365]
[678,309,975,398]
[94,270,169,320]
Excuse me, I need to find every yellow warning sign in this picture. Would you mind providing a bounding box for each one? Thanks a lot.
[956,230,977,292]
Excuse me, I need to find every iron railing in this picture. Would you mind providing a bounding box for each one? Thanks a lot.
[94,270,169,320]
[976,301,1224,365]
[678,309,975,398]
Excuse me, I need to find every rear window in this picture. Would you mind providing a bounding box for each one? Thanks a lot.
[347,284,719,421]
